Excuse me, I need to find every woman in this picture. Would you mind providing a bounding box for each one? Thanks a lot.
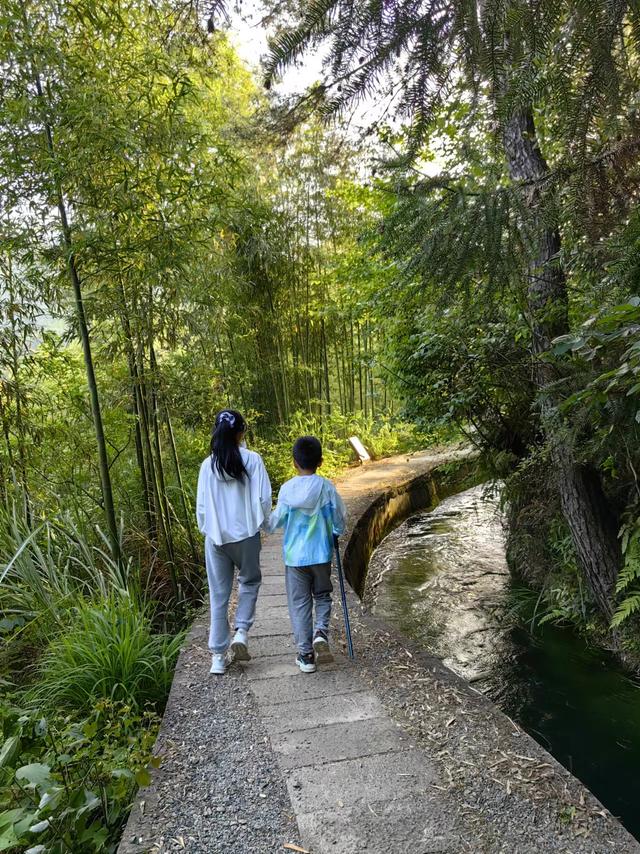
[196,410,272,675]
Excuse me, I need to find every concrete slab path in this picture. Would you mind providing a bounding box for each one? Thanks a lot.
[119,449,640,854]
[243,525,469,854]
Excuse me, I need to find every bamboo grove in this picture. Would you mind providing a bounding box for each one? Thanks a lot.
[0,0,409,608]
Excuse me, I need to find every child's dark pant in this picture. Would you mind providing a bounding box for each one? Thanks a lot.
[285,562,332,654]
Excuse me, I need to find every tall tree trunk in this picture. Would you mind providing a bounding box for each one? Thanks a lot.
[357,323,364,415]
[334,336,344,414]
[6,257,31,523]
[42,127,120,559]
[117,278,153,535]
[128,353,153,534]
[163,403,200,570]
[215,330,231,406]
[321,318,331,416]
[136,344,161,542]
[503,108,620,618]
[149,341,179,600]
[0,391,15,506]
[366,321,375,420]
[22,5,120,561]
[224,328,249,413]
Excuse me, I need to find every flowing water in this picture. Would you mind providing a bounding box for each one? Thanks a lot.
[370,484,640,840]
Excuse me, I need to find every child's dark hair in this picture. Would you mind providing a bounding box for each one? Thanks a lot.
[293,435,322,471]
[210,410,247,481]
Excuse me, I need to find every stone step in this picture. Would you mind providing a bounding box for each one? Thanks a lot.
[254,603,289,618]
[250,669,362,706]
[296,792,462,854]
[261,691,386,735]
[286,749,437,812]
[258,577,285,592]
[251,616,291,637]
[241,653,343,681]
[270,716,413,769]
[251,634,296,658]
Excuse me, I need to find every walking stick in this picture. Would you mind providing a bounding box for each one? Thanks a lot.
[333,534,355,659]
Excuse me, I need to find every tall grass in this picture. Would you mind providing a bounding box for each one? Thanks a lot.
[28,593,184,712]
[0,500,134,642]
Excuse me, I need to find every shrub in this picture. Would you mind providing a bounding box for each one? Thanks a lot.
[28,595,184,714]
[0,698,159,853]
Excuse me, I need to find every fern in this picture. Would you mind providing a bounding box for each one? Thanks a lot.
[611,593,640,628]
[256,0,635,170]
[538,608,573,626]
[610,530,640,626]
[614,551,640,594]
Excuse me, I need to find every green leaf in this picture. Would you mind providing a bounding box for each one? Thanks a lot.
[76,790,100,817]
[135,768,151,787]
[15,763,51,789]
[0,810,32,851]
[82,721,97,739]
[110,768,134,780]
[0,735,21,769]
[611,593,640,628]
[0,809,28,831]
[38,787,63,812]
[0,830,19,852]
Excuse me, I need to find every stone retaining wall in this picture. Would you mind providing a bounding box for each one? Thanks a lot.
[340,454,478,595]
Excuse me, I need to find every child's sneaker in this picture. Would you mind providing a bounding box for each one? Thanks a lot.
[210,653,227,675]
[313,629,333,663]
[230,628,250,661]
[296,652,316,673]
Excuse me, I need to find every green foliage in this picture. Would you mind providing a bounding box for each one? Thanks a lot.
[28,595,183,714]
[0,3,437,851]
[611,520,640,629]
[0,498,133,648]
[254,411,438,489]
[264,0,638,176]
[0,699,159,853]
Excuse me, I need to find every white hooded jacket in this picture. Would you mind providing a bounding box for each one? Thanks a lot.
[196,448,272,545]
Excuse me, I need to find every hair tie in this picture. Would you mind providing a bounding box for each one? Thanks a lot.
[217,410,236,428]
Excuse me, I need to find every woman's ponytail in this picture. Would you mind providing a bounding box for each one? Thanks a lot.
[210,410,248,481]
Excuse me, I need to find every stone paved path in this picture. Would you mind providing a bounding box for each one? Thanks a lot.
[244,527,467,853]
[120,449,640,854]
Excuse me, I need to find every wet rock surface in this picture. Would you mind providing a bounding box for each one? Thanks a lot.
[369,483,510,682]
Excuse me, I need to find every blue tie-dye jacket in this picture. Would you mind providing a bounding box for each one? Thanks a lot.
[268,474,346,567]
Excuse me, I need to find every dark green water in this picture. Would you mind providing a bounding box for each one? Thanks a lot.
[370,484,640,840]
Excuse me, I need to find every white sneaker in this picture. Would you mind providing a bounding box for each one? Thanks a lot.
[296,652,317,673]
[313,630,333,663]
[230,629,250,661]
[210,653,227,675]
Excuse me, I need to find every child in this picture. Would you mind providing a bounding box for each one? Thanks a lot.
[196,410,272,675]
[269,435,346,673]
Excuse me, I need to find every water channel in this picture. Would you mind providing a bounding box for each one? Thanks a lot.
[369,483,640,840]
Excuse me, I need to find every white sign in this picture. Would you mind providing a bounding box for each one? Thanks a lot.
[349,436,371,463]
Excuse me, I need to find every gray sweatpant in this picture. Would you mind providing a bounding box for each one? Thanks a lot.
[285,562,333,655]
[205,533,261,654]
